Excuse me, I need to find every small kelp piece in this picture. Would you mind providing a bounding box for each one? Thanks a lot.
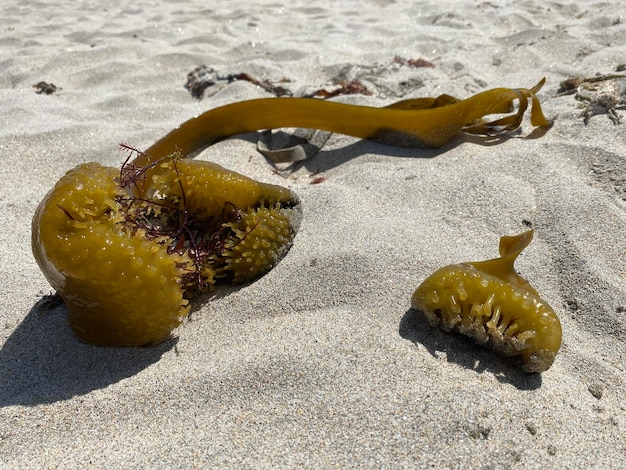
[32,152,301,346]
[411,230,561,373]
[135,79,551,166]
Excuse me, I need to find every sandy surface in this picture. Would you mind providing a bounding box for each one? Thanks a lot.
[1,0,625,468]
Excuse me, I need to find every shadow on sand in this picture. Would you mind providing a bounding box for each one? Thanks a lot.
[0,294,177,407]
[399,307,543,390]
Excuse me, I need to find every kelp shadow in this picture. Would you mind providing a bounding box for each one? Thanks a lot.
[0,294,177,407]
[300,138,444,174]
[250,126,549,175]
[399,308,542,390]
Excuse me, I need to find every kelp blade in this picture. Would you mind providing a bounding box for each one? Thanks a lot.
[139,79,551,165]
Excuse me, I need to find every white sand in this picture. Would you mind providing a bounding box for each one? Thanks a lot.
[1,0,625,468]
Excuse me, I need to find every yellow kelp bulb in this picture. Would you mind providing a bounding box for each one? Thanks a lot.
[411,230,562,373]
[32,155,301,346]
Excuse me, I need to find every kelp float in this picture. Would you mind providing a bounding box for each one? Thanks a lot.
[32,79,553,347]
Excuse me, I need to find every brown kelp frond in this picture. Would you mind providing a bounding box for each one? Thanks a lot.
[139,78,552,165]
[412,230,562,373]
[461,79,550,136]
[33,142,301,347]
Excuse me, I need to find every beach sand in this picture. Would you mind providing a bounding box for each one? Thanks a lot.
[1,0,625,468]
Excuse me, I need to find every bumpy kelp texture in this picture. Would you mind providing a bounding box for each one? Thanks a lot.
[411,230,562,373]
[33,80,550,347]
[32,154,301,346]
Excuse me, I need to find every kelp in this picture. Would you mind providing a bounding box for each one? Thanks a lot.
[412,230,562,373]
[32,79,552,347]
[32,151,301,346]
[135,78,551,166]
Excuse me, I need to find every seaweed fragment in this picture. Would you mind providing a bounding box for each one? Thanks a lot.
[184,65,292,99]
[392,56,435,68]
[227,72,292,97]
[184,65,218,99]
[184,58,439,101]
[33,81,60,95]
[411,230,562,373]
[305,79,372,99]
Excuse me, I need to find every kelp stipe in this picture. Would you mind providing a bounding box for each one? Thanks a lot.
[136,79,552,166]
